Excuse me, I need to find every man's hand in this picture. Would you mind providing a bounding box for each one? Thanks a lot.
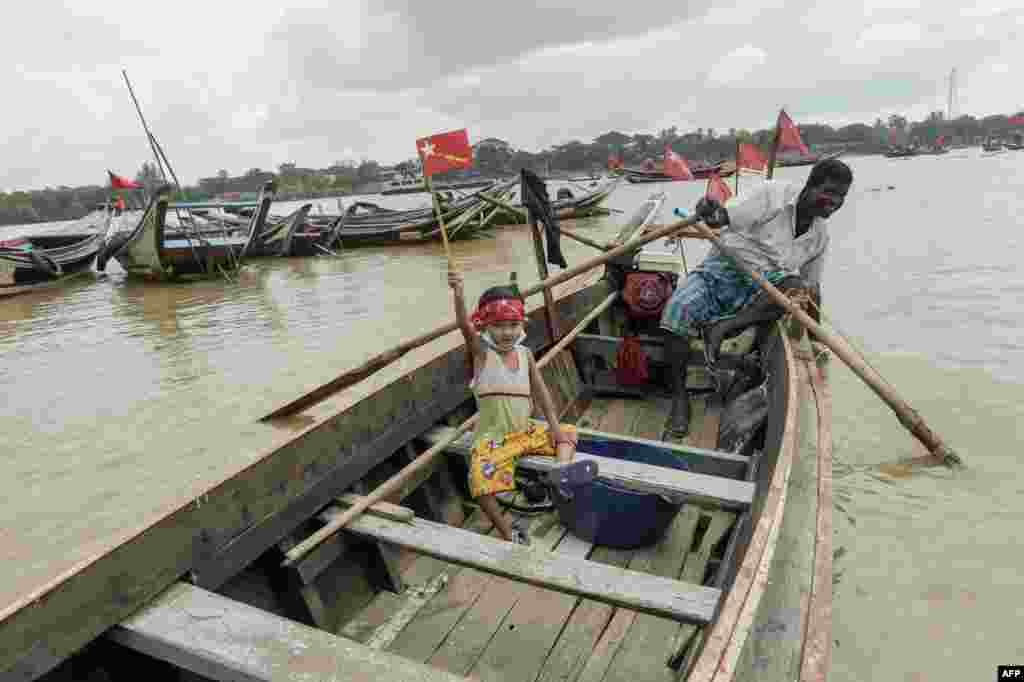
[694,197,728,228]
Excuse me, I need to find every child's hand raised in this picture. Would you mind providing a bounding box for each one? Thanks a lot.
[447,269,463,294]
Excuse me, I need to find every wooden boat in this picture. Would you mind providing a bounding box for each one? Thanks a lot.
[102,182,274,279]
[381,176,496,196]
[0,195,832,682]
[625,163,734,184]
[0,231,104,297]
[774,150,844,167]
[330,181,519,247]
[884,145,918,158]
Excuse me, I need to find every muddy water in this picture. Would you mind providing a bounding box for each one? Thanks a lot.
[2,153,1023,679]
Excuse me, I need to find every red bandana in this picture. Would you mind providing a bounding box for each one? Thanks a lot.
[471,298,525,329]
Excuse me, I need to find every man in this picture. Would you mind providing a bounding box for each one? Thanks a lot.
[660,158,853,436]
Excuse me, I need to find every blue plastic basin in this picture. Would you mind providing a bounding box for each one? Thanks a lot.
[553,437,690,549]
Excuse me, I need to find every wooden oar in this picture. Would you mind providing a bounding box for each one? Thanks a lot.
[690,221,962,468]
[260,214,701,420]
[282,290,620,566]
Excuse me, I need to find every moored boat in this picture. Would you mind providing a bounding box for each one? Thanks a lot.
[101,182,274,279]
[0,231,104,297]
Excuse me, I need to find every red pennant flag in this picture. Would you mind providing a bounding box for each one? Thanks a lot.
[776,110,809,155]
[737,143,767,171]
[706,173,733,203]
[416,129,473,177]
[663,146,693,180]
[108,170,142,189]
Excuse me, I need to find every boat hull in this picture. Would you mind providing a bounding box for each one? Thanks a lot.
[0,233,102,297]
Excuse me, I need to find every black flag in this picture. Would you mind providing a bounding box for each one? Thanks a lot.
[520,168,567,268]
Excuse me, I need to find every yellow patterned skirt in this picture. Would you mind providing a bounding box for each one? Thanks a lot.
[468,424,577,499]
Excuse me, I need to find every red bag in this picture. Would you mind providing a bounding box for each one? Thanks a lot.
[617,335,649,385]
[623,272,674,319]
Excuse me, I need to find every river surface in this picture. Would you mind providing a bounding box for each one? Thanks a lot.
[2,153,1022,680]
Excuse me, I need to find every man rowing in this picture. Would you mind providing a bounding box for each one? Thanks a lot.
[660,158,853,436]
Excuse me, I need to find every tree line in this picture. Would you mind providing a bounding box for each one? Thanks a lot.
[3,111,1021,227]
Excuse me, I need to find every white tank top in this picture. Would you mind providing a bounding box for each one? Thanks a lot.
[470,346,531,398]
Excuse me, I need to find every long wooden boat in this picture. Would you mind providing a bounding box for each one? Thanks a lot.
[329,181,519,247]
[0,231,104,298]
[102,182,274,279]
[2,197,831,682]
[625,163,735,184]
[381,176,497,196]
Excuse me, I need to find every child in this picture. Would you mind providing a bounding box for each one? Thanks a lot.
[449,269,594,545]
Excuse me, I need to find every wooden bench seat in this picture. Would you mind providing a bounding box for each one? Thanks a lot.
[109,582,464,682]
[325,503,721,625]
[421,426,754,510]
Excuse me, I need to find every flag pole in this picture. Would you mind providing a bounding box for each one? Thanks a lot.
[766,108,783,180]
[423,172,453,267]
[735,138,741,195]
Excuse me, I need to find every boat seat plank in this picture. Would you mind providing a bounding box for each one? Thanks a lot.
[327,506,721,625]
[422,426,754,510]
[108,582,465,682]
[541,402,748,479]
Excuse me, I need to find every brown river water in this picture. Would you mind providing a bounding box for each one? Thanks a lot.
[2,154,1022,679]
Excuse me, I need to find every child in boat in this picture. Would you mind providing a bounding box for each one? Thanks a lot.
[449,269,595,545]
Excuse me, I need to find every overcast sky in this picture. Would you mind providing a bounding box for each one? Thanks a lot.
[3,0,1022,190]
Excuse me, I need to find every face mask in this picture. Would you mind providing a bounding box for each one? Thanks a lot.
[481,329,526,352]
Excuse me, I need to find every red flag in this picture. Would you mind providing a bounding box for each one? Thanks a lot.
[776,110,809,155]
[737,143,767,171]
[108,170,142,189]
[663,146,693,180]
[1008,114,1024,126]
[416,129,473,177]
[706,173,733,203]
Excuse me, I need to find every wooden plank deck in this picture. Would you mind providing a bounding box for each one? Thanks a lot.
[336,394,741,682]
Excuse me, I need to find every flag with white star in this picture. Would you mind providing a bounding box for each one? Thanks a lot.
[415,129,473,177]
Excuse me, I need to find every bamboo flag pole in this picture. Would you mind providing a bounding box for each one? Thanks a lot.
[424,173,453,267]
[260,214,702,420]
[735,139,741,195]
[766,108,783,180]
[282,290,620,567]
[690,220,962,468]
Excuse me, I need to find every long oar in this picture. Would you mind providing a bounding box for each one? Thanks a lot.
[282,289,620,566]
[690,221,962,468]
[260,215,701,420]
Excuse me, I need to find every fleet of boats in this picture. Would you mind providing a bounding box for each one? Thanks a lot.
[0,176,622,296]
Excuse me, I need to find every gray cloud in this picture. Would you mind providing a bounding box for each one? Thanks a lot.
[2,1,1022,190]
